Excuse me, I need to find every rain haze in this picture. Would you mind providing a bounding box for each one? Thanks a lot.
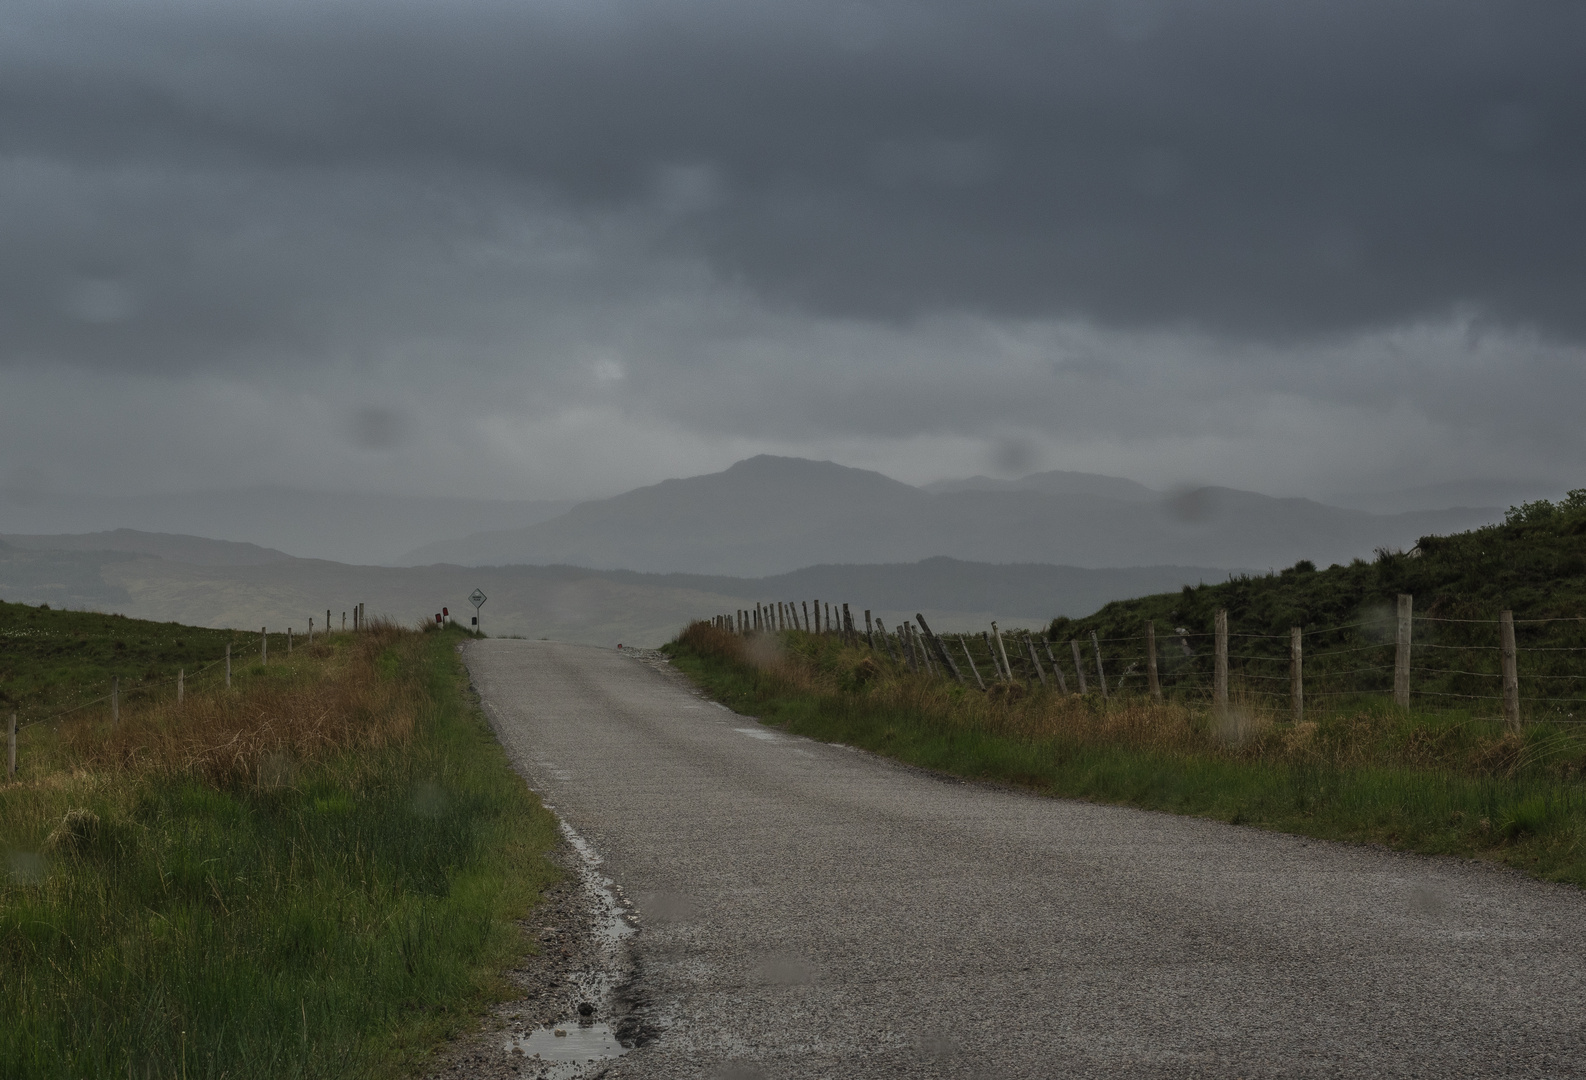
[13,9,1586,1077]
[1,0,1583,557]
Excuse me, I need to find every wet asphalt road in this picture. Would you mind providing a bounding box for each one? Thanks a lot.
[466,640,1586,1079]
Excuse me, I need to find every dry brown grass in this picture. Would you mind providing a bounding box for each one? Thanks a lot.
[58,620,424,784]
[677,621,1586,779]
[684,620,1213,751]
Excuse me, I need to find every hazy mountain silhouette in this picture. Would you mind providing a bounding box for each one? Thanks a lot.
[0,488,575,565]
[401,456,1502,575]
[2,529,293,567]
[0,530,1222,644]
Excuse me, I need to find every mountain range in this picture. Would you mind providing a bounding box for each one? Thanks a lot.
[0,531,1225,645]
[0,457,1529,644]
[0,487,574,566]
[399,456,1505,575]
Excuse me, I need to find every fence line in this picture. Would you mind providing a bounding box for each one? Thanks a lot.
[3,602,377,735]
[703,591,1586,728]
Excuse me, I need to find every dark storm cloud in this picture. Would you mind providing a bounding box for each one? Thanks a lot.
[2,0,1584,381]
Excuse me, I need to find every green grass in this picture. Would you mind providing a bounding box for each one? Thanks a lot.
[1,613,558,1079]
[0,598,290,721]
[667,623,1586,886]
[1042,491,1586,715]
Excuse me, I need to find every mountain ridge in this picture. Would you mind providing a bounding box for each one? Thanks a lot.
[400,455,1503,575]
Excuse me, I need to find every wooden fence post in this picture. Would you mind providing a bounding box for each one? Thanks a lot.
[865,610,875,648]
[915,614,963,683]
[991,623,1014,683]
[177,668,184,707]
[1024,633,1048,687]
[8,712,15,781]
[1500,610,1520,730]
[1290,627,1303,724]
[261,627,268,665]
[1145,622,1162,700]
[1395,594,1412,708]
[288,627,293,656]
[899,624,917,671]
[1214,610,1229,714]
[1070,639,1088,694]
[1042,639,1069,694]
[1090,631,1109,701]
[843,604,854,644]
[226,644,232,688]
[915,625,937,675]
[960,637,986,690]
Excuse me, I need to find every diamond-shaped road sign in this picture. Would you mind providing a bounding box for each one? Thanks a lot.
[469,589,487,609]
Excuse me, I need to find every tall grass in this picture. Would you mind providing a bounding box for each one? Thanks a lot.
[667,622,1586,885]
[0,622,557,1079]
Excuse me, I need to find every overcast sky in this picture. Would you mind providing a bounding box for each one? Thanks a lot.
[1,0,1582,508]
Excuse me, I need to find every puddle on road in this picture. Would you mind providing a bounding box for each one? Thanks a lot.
[558,823,637,951]
[733,727,779,741]
[504,1022,627,1076]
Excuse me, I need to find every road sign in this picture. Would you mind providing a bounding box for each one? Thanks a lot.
[469,589,487,609]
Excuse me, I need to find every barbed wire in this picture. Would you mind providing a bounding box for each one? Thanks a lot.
[7,627,349,736]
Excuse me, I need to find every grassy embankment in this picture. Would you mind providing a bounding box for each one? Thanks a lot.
[0,601,556,1079]
[665,496,1586,886]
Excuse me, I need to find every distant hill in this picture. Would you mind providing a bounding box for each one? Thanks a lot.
[1,529,292,566]
[0,529,1226,645]
[602,557,1225,621]
[0,488,575,565]
[401,455,1502,575]
[1041,492,1586,711]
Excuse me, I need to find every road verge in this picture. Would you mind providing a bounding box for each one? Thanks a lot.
[1,619,559,1078]
[665,621,1586,887]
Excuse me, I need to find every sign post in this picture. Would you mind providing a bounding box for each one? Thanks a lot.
[469,589,487,637]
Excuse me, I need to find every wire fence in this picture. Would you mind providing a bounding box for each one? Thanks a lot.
[3,607,382,780]
[706,595,1585,728]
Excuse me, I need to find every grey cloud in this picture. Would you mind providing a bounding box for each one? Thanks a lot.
[1,0,1583,376]
[0,0,1581,512]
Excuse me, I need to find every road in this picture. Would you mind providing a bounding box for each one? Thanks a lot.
[466,640,1586,1079]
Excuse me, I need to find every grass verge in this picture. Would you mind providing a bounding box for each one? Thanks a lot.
[1,615,557,1079]
[665,622,1586,886]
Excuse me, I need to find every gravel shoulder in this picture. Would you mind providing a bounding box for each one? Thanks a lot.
[461,639,1586,1079]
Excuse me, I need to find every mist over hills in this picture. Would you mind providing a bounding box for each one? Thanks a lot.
[402,456,1504,575]
[0,458,1525,644]
[0,488,574,566]
[0,531,1220,644]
